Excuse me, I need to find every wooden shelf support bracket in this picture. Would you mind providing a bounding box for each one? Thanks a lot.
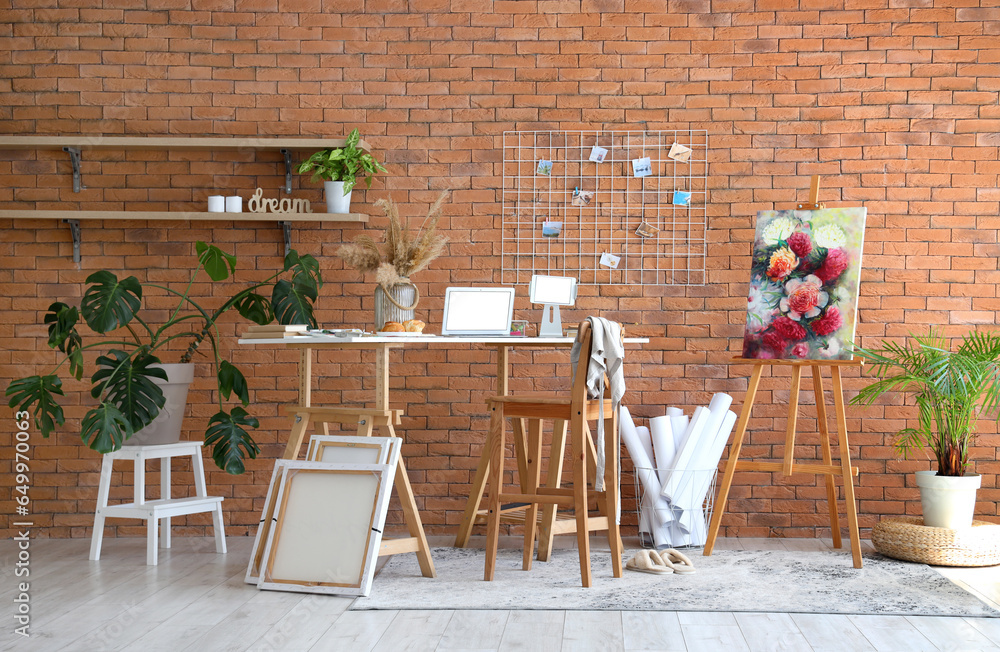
[64,218,81,263]
[62,146,84,193]
[279,220,292,257]
[280,148,293,194]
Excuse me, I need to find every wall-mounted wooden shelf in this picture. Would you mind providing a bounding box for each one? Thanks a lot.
[0,210,368,223]
[0,134,374,262]
[0,135,371,152]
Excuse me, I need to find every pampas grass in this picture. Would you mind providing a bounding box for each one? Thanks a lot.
[337,191,449,286]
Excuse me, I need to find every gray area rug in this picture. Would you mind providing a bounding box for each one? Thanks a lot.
[352,547,1000,616]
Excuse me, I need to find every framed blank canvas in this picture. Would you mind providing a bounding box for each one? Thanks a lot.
[245,436,400,585]
[256,455,398,596]
[245,459,289,585]
[306,435,395,465]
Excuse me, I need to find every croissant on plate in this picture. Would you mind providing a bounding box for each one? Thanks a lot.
[403,319,426,333]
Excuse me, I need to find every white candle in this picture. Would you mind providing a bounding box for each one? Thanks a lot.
[225,196,242,213]
[208,195,225,212]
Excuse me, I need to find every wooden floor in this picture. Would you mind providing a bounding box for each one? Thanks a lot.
[3,536,1000,651]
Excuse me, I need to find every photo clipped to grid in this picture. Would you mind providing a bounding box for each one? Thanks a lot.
[501,130,708,286]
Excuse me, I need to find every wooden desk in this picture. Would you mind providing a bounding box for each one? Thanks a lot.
[239,333,647,570]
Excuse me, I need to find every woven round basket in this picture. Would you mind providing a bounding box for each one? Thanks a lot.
[872,516,1000,567]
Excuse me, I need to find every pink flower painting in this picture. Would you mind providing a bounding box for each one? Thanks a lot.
[742,208,866,360]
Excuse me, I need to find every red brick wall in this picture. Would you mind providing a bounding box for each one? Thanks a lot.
[2,0,999,541]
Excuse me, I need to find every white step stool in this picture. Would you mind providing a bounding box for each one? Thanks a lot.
[89,441,227,565]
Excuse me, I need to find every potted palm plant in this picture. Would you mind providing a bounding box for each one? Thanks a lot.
[297,128,387,214]
[851,330,1000,528]
[6,243,323,474]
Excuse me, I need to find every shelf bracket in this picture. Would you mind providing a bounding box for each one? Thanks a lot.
[62,146,85,193]
[64,219,81,263]
[279,221,292,256]
[280,148,293,194]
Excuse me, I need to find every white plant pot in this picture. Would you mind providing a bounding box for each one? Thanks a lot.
[324,180,352,214]
[915,470,981,529]
[127,363,194,446]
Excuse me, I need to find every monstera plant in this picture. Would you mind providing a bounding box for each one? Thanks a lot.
[6,243,322,474]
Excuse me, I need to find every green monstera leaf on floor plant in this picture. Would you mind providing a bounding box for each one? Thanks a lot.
[80,271,143,333]
[90,350,167,433]
[5,375,65,436]
[81,402,133,454]
[205,407,261,475]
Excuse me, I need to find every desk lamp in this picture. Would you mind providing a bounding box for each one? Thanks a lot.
[529,275,578,337]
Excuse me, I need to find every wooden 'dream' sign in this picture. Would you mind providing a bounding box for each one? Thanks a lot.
[247,187,314,214]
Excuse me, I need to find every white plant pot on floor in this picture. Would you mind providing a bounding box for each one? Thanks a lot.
[915,470,981,529]
[127,363,194,446]
[324,180,352,214]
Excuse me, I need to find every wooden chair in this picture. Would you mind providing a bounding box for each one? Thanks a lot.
[484,319,624,587]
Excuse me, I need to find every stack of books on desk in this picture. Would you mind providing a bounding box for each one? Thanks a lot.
[241,324,309,339]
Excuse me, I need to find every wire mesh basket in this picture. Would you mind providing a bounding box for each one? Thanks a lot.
[633,466,718,550]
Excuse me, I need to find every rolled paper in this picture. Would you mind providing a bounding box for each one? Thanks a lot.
[683,409,739,538]
[208,195,225,212]
[662,394,733,501]
[665,407,683,417]
[225,195,243,213]
[634,424,655,471]
[649,415,676,485]
[659,406,708,499]
[620,406,670,526]
[670,414,689,449]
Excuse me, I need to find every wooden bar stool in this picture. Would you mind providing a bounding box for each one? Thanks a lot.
[484,320,624,588]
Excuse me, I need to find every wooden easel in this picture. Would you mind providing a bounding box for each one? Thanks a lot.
[282,345,436,578]
[704,176,864,569]
[703,358,863,568]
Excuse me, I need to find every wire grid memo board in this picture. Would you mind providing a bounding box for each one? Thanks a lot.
[501,130,708,285]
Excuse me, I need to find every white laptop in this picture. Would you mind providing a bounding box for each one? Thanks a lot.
[441,287,516,336]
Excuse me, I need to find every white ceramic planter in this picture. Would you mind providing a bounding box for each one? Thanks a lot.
[915,470,981,529]
[128,363,194,446]
[324,180,352,214]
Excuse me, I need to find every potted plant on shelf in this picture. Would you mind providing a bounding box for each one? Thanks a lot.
[851,330,1000,529]
[337,191,448,330]
[297,128,388,214]
[6,243,323,474]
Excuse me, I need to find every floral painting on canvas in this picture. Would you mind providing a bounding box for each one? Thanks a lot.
[742,208,867,360]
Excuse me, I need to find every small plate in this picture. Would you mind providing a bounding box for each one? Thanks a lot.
[374,331,434,337]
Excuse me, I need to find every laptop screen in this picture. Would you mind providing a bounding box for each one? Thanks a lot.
[441,287,516,336]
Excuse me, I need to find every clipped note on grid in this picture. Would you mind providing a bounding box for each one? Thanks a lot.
[673,191,692,206]
[600,252,621,269]
[631,157,652,178]
[668,143,692,163]
[589,146,608,163]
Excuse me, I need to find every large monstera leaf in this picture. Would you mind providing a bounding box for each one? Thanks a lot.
[284,250,323,289]
[234,292,273,325]
[81,271,142,333]
[196,241,237,282]
[43,302,84,380]
[204,407,260,475]
[5,375,65,436]
[218,360,249,406]
[91,350,167,432]
[81,402,133,454]
[271,277,318,327]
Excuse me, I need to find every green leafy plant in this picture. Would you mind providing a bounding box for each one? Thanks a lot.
[851,330,1000,476]
[296,128,388,195]
[6,243,323,474]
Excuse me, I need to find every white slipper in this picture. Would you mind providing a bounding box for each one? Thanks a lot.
[625,550,673,575]
[657,548,696,574]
